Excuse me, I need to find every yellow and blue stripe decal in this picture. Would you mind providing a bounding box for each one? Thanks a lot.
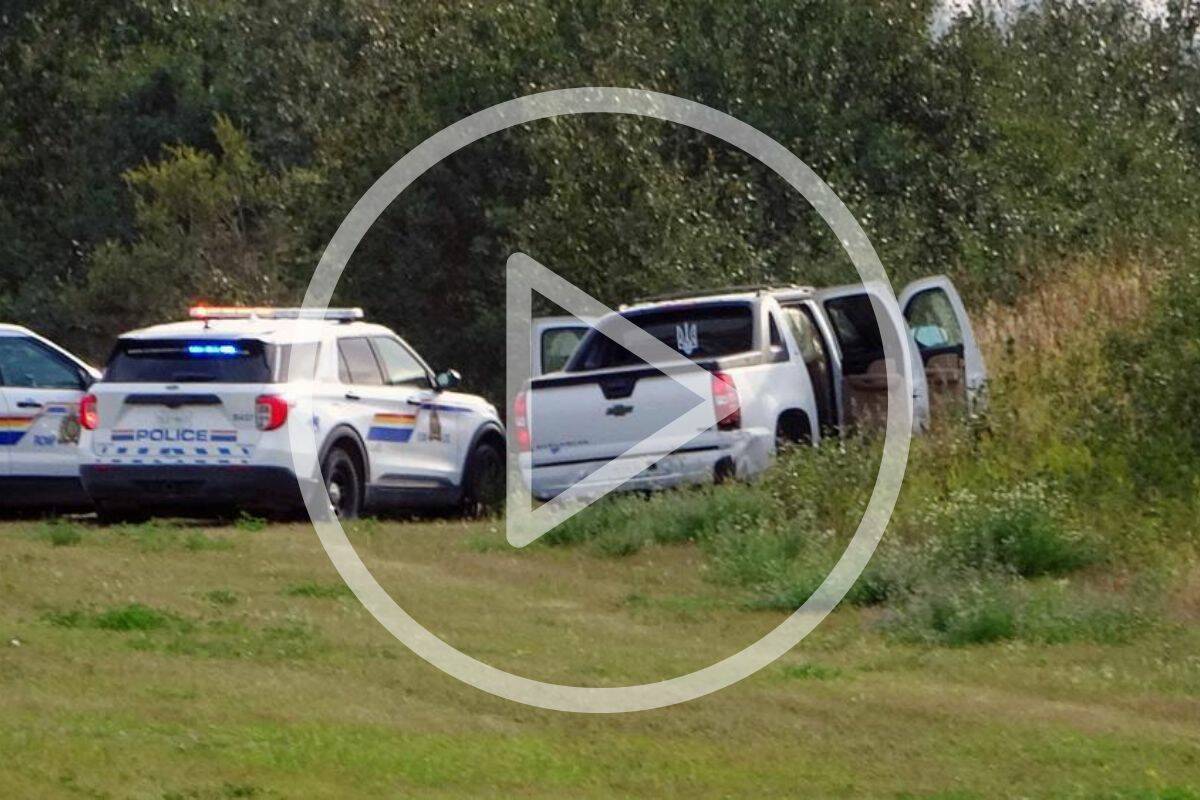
[368,413,417,443]
[0,415,35,446]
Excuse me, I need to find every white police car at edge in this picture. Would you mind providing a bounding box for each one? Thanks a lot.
[0,324,101,510]
[78,307,505,521]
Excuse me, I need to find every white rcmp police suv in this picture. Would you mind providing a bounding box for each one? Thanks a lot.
[0,324,100,509]
[78,307,505,520]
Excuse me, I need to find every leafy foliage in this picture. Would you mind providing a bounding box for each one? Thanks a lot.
[0,1,1197,403]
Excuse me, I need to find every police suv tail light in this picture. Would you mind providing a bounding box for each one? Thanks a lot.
[711,371,741,430]
[255,395,289,431]
[79,394,99,431]
[514,390,531,453]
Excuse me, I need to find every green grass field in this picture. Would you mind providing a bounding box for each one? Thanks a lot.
[1,516,1197,799]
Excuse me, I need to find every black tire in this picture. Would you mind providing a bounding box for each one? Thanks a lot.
[460,440,504,518]
[322,446,363,520]
[713,456,737,484]
[776,413,813,451]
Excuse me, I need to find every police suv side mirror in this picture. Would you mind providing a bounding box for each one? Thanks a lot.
[434,369,461,391]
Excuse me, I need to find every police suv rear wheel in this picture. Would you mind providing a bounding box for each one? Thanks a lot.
[322,446,362,520]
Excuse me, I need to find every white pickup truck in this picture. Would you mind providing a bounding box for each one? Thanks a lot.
[519,277,984,500]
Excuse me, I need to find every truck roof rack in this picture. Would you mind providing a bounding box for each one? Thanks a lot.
[188,306,364,323]
[626,284,811,306]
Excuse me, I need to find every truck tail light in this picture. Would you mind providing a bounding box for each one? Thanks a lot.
[514,390,531,453]
[711,371,741,430]
[79,394,99,431]
[255,394,289,431]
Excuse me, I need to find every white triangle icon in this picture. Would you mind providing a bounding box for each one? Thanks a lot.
[504,252,716,547]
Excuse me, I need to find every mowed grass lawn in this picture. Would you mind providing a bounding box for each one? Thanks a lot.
[0,517,1197,799]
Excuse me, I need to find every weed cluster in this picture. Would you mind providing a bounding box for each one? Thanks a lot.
[30,519,84,547]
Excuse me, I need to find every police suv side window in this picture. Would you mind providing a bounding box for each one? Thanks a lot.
[0,337,83,389]
[337,337,384,385]
[371,337,430,388]
[273,342,321,382]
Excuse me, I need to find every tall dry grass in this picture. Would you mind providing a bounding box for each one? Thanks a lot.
[975,256,1162,368]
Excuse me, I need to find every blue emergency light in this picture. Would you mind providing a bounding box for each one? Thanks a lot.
[186,343,242,357]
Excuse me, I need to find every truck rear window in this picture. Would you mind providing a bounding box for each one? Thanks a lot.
[570,304,754,371]
[105,339,274,383]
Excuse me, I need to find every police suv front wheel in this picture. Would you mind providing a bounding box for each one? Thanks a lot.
[322,446,363,520]
[461,440,504,518]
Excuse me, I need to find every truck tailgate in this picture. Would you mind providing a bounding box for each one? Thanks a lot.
[528,366,714,465]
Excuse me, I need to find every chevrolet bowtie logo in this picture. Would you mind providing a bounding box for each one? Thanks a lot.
[606,403,634,417]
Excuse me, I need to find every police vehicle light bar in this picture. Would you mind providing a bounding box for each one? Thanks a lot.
[186,343,243,357]
[188,306,365,321]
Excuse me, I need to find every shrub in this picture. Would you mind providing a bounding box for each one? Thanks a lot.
[933,483,1096,578]
[33,520,83,547]
[544,483,778,557]
[886,571,1159,647]
[283,581,351,599]
[1105,265,1200,499]
[1018,580,1155,645]
[779,662,842,681]
[93,603,177,631]
[204,589,238,607]
[113,520,181,551]
[234,512,268,533]
[886,574,1021,646]
[184,532,233,552]
[46,603,183,632]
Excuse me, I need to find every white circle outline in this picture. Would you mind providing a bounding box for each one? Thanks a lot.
[290,87,913,713]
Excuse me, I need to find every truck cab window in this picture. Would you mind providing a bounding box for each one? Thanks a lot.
[905,289,964,352]
[823,295,883,375]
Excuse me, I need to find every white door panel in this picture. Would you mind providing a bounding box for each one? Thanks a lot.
[5,389,84,476]
[0,335,88,477]
[356,385,460,485]
[899,275,987,405]
[0,392,12,476]
[337,335,460,488]
[813,284,928,430]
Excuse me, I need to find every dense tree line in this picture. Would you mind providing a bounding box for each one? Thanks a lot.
[1,0,1197,401]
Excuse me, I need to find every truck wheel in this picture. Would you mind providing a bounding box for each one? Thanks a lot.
[322,446,362,520]
[461,441,504,518]
[776,412,813,450]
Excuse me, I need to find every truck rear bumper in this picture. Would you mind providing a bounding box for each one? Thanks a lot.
[80,464,307,513]
[524,430,773,501]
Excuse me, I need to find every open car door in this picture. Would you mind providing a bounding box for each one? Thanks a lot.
[531,316,590,377]
[898,275,987,418]
[814,284,930,432]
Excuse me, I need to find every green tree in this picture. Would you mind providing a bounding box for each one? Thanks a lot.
[70,116,308,345]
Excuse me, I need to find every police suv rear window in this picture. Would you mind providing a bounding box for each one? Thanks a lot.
[570,303,754,371]
[106,340,274,383]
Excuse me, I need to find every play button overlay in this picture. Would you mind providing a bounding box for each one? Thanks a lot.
[293,87,914,713]
[504,251,714,548]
